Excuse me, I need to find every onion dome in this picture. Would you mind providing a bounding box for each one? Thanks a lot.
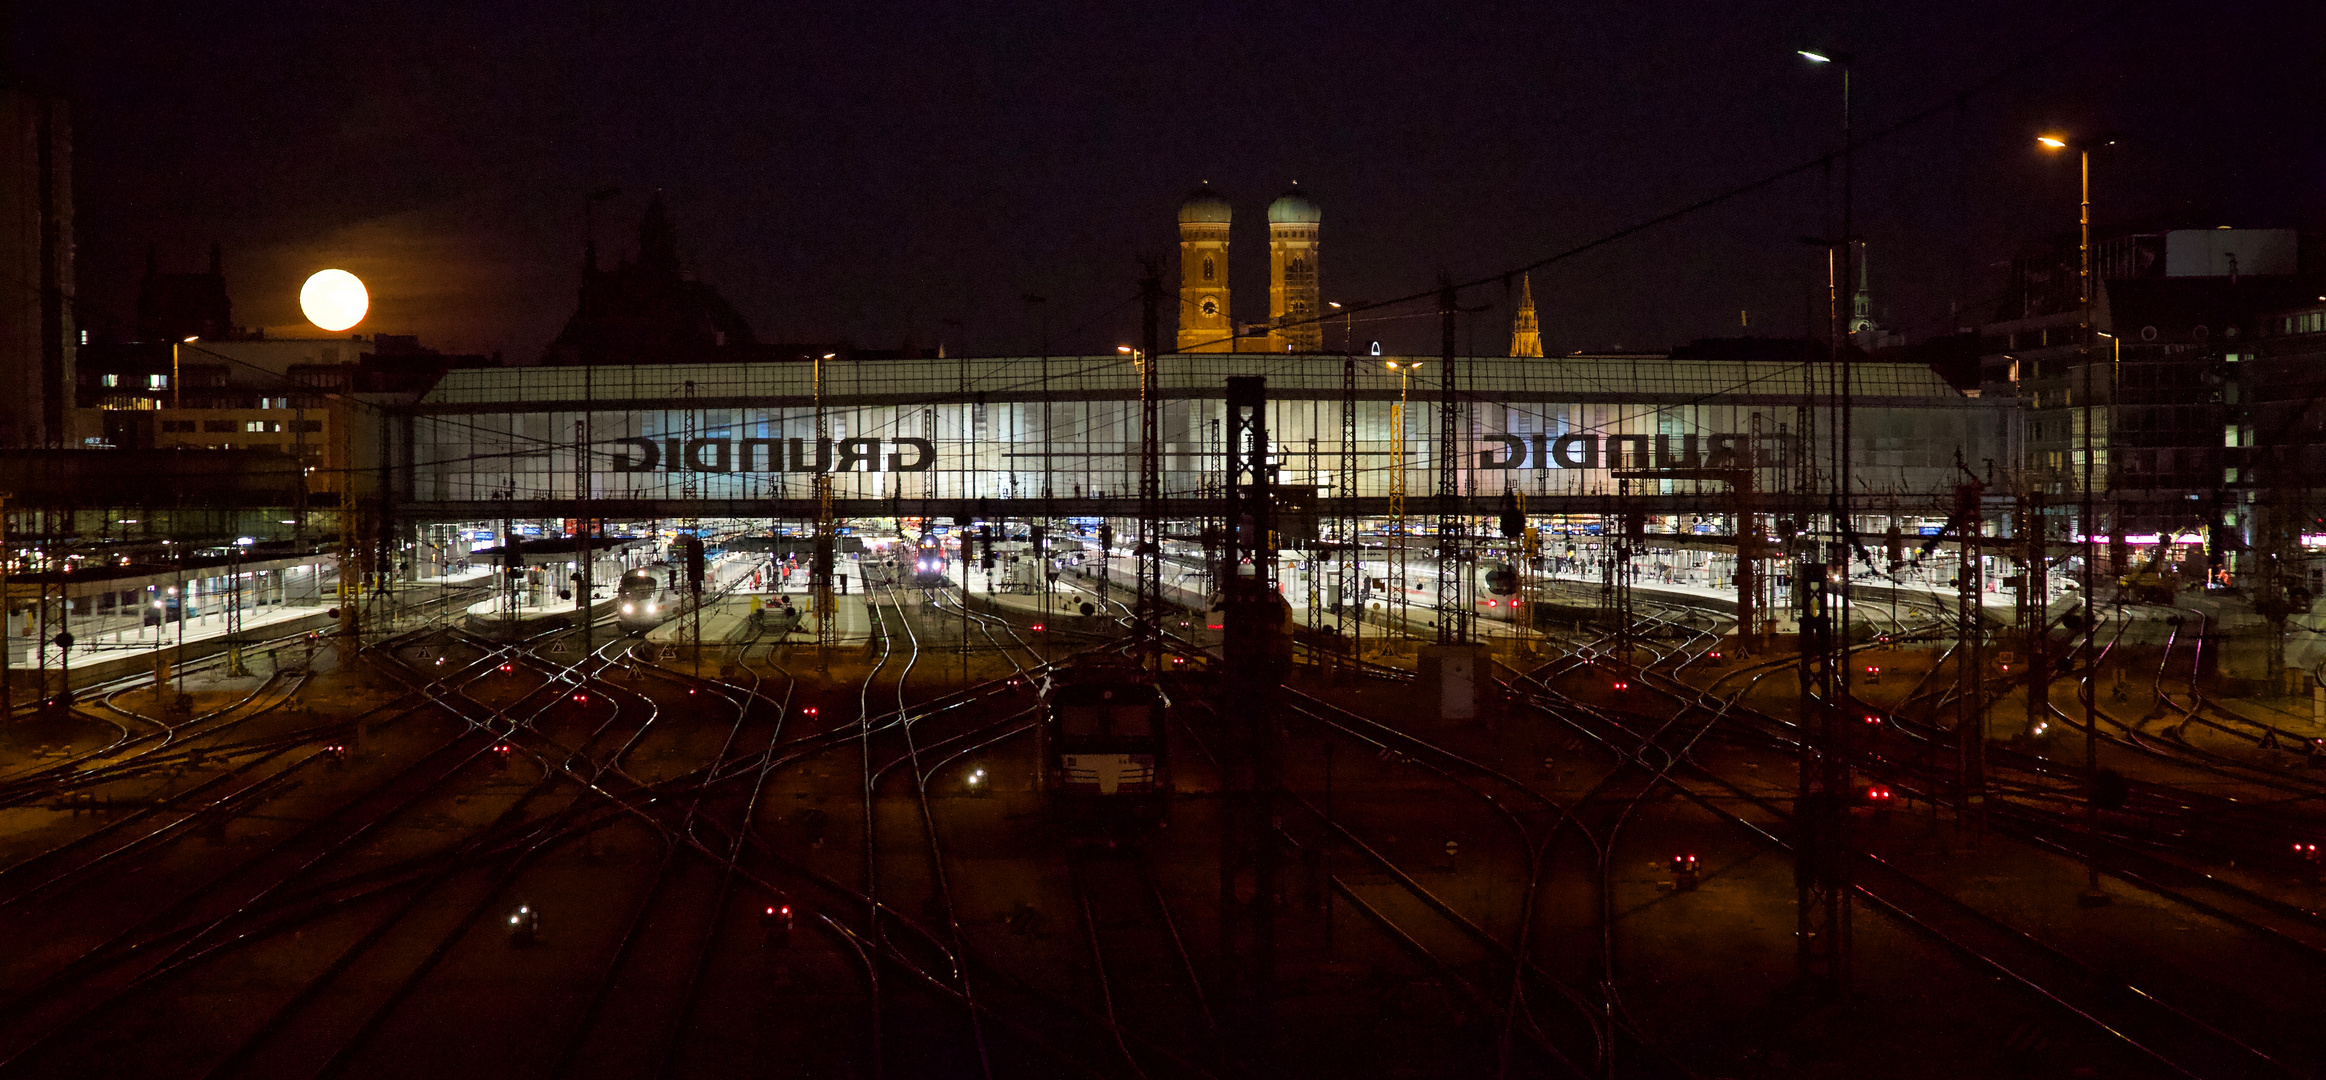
[1266,185,1321,225]
[1178,183,1232,224]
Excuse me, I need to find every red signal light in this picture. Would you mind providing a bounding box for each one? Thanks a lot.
[1031,623,1044,632]
[779,905,791,916]
[1865,714,1882,725]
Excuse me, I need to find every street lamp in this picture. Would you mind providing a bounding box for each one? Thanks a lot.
[2040,129,2117,909]
[171,336,197,413]
[1801,45,1854,666]
[1382,361,1425,633]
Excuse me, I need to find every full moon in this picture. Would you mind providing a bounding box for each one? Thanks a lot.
[299,269,369,332]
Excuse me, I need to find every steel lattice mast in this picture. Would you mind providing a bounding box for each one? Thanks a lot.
[1435,277,1466,645]
[1137,266,1163,659]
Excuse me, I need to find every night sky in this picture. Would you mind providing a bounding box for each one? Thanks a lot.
[18,0,2324,360]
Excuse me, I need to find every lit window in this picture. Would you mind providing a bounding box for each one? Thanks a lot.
[99,374,117,388]
[246,420,266,433]
[147,374,168,390]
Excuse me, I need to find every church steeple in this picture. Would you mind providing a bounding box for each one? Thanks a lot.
[1509,274,1543,357]
[637,194,681,277]
[1176,184,1233,352]
[1267,184,1322,352]
[1850,244,1874,335]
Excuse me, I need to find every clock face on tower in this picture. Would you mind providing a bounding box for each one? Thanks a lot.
[1200,298,1219,318]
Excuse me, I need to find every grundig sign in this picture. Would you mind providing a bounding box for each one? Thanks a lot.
[606,432,1770,474]
[610,437,936,473]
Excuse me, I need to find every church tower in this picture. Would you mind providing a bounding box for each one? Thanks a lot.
[1850,243,1874,338]
[1509,273,1543,357]
[1176,185,1233,353]
[1267,185,1322,352]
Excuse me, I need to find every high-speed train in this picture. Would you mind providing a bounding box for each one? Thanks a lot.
[614,566,683,633]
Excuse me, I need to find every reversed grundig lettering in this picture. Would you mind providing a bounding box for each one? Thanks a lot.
[1476,432,1765,471]
[605,436,936,473]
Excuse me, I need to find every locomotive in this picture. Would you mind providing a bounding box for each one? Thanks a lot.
[1038,657,1171,840]
[909,532,952,589]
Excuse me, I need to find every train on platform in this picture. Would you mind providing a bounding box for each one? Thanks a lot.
[909,532,952,589]
[1038,657,1171,841]
[614,565,682,633]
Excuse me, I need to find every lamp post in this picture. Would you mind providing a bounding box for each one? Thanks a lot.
[2040,130,2115,908]
[170,336,197,414]
[1385,361,1425,635]
[1802,47,1854,696]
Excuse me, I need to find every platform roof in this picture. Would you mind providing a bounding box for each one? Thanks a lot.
[414,353,1974,410]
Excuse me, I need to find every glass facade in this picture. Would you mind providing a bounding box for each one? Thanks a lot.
[404,354,2001,509]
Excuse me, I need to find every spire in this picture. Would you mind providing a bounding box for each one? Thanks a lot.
[1851,244,1873,330]
[1509,274,1543,357]
[637,193,680,276]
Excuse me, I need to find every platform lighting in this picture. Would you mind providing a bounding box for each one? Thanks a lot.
[1798,49,1833,63]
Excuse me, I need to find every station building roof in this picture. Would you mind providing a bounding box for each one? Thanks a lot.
[414,354,1976,411]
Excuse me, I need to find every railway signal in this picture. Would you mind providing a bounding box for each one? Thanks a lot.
[508,904,539,945]
[762,902,794,948]
[1672,854,1699,890]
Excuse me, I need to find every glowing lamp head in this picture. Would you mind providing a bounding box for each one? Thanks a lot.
[299,269,369,332]
[2036,135,2069,150]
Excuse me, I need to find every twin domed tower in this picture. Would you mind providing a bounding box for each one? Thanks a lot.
[1176,183,1323,353]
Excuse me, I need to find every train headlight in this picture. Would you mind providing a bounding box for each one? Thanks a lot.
[622,604,634,614]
